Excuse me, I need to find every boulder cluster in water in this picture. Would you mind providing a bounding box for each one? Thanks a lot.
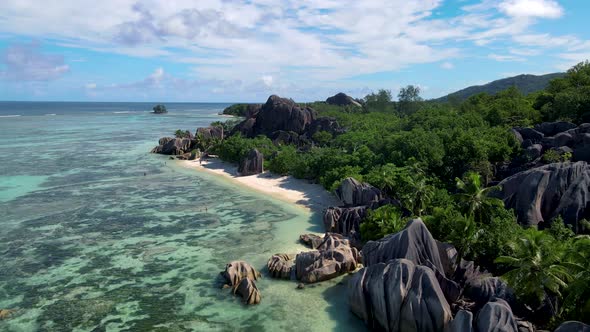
[151,96,590,330]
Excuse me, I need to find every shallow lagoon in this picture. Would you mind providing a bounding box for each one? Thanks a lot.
[0,102,365,331]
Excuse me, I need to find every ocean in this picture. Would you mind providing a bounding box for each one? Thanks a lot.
[0,102,364,331]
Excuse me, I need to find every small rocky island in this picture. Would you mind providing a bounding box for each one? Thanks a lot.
[152,104,168,114]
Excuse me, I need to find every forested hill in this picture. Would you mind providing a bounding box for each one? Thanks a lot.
[435,72,564,102]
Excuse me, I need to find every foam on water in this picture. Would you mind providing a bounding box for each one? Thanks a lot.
[0,103,365,331]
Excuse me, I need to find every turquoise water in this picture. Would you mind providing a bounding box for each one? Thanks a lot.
[0,102,364,331]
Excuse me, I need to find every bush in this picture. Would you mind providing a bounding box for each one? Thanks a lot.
[360,205,406,241]
[267,145,298,175]
[174,129,191,138]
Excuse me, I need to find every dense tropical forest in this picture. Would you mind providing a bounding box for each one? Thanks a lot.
[189,61,590,328]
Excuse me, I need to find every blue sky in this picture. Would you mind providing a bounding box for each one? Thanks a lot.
[0,0,589,102]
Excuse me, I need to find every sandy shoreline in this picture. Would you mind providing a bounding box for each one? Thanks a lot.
[180,158,342,214]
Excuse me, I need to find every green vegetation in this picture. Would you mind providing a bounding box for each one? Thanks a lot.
[437,72,564,102]
[210,61,590,326]
[534,60,590,123]
[174,129,191,138]
[222,103,253,117]
[360,205,406,241]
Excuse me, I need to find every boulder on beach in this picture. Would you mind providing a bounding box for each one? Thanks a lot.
[238,149,263,176]
[348,258,452,332]
[335,177,384,207]
[497,161,590,230]
[151,137,194,155]
[295,233,360,283]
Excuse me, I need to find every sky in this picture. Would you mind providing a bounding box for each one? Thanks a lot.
[0,0,589,102]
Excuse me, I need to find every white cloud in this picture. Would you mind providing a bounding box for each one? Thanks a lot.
[488,53,526,62]
[85,83,96,89]
[0,0,584,99]
[0,42,70,81]
[498,0,563,18]
[440,62,454,69]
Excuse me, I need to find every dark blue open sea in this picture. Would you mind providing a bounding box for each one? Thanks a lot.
[0,102,363,331]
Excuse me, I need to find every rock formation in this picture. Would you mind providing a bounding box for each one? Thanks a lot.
[232,95,316,138]
[299,234,324,249]
[335,177,384,207]
[554,321,590,332]
[475,298,518,332]
[220,261,261,305]
[323,206,368,246]
[197,126,224,141]
[361,218,446,271]
[326,92,362,107]
[238,149,263,176]
[294,233,360,283]
[151,137,194,155]
[498,161,590,230]
[348,258,453,332]
[267,253,295,279]
[233,278,261,305]
[220,261,261,287]
[152,104,167,114]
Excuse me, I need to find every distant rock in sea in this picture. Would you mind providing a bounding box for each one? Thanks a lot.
[152,104,168,114]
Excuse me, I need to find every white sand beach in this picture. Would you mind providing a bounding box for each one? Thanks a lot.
[181,158,342,213]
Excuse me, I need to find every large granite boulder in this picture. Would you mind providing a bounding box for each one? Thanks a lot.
[498,161,590,230]
[515,127,544,143]
[233,278,261,305]
[326,92,362,107]
[232,95,316,138]
[231,118,256,137]
[220,261,262,305]
[295,233,360,283]
[323,206,368,244]
[475,298,518,332]
[348,258,453,332]
[448,310,474,332]
[306,117,345,138]
[151,137,193,155]
[197,126,224,141]
[254,95,316,135]
[362,218,445,273]
[269,130,302,146]
[220,261,261,287]
[238,149,263,176]
[267,253,295,279]
[534,121,577,136]
[335,177,384,207]
[299,234,324,249]
[464,276,514,307]
[554,321,590,332]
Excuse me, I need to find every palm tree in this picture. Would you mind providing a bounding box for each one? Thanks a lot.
[494,229,572,314]
[454,172,503,223]
[561,236,590,321]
